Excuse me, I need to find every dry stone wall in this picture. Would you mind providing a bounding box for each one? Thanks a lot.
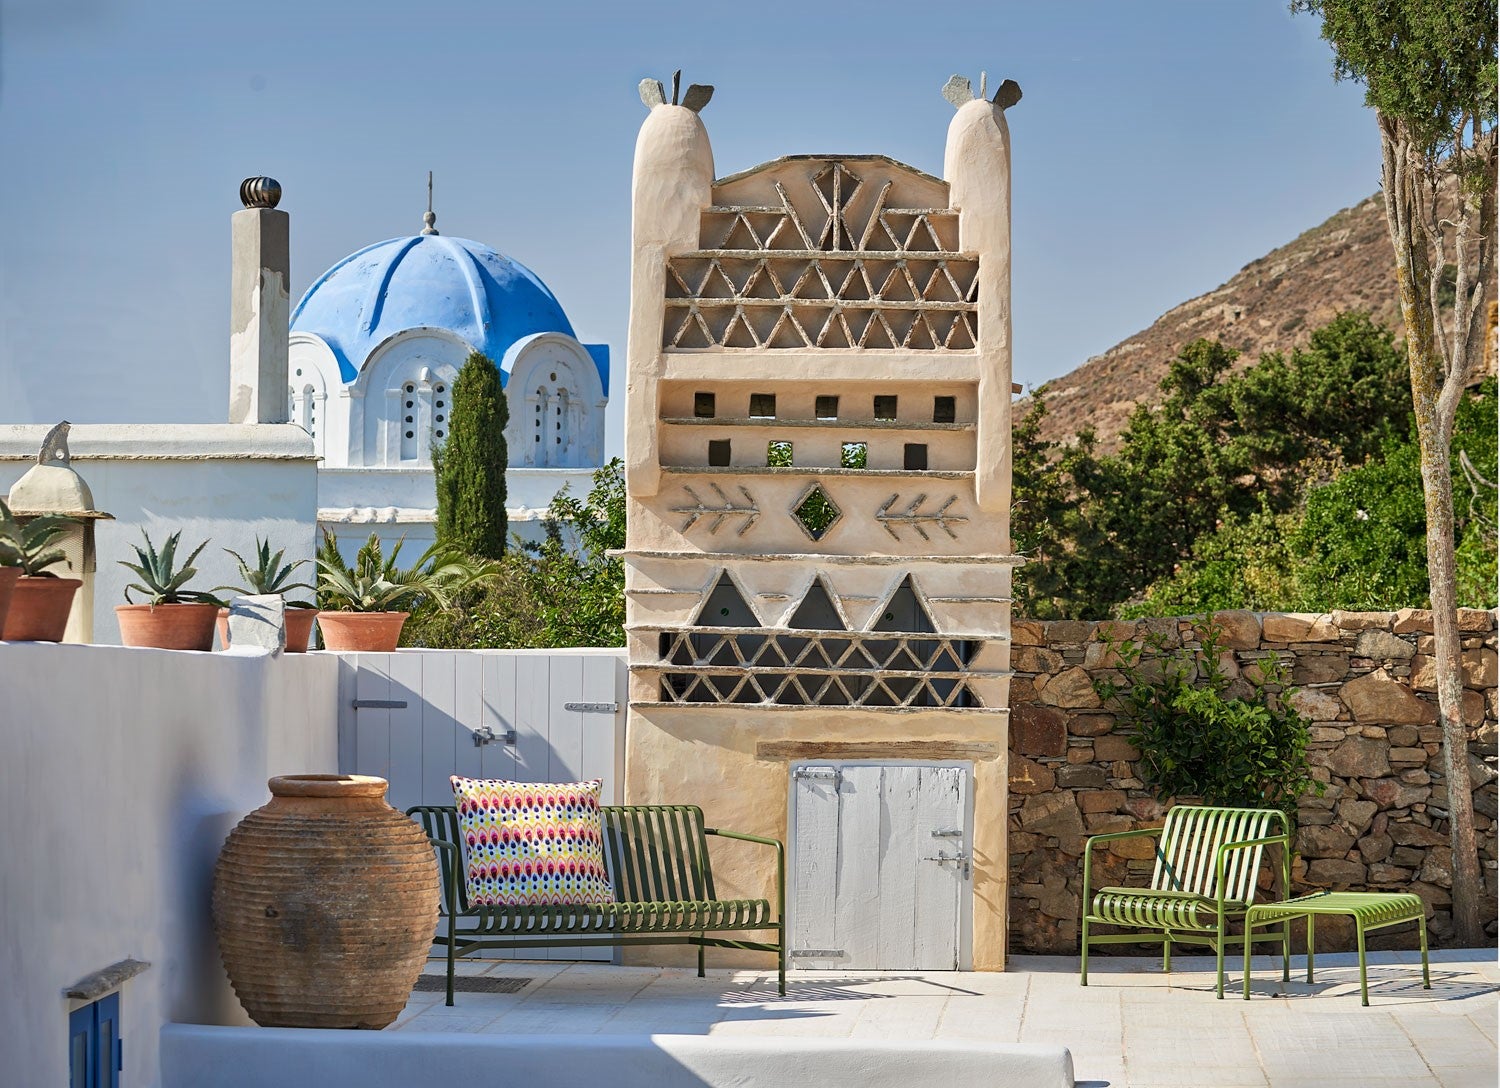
[1008,609,1499,954]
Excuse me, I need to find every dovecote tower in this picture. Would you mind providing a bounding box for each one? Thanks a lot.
[621,73,1022,971]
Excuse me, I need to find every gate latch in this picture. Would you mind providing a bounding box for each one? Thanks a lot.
[473,725,518,747]
[922,850,972,878]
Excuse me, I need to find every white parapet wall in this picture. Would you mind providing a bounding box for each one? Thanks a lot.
[160,1027,1074,1088]
[0,642,339,1088]
[0,424,319,646]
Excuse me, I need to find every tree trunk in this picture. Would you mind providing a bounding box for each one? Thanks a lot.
[1377,114,1486,947]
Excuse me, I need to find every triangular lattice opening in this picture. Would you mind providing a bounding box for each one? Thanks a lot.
[693,573,760,628]
[788,576,847,631]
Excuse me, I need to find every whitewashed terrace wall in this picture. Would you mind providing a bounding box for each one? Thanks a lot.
[0,642,338,1088]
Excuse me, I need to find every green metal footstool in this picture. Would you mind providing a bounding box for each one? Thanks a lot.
[1242,891,1430,1005]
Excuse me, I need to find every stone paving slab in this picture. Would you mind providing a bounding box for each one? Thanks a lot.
[396,952,1499,1087]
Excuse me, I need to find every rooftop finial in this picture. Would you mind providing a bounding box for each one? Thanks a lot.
[638,71,713,112]
[421,171,439,235]
[239,176,282,209]
[941,72,1022,110]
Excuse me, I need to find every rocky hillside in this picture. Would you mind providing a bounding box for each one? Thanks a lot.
[1033,193,1405,447]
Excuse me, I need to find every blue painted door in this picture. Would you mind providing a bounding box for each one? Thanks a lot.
[68,993,120,1088]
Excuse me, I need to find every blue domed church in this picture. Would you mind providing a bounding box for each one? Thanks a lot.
[288,208,608,548]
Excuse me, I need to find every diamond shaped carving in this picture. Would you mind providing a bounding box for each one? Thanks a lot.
[791,484,841,541]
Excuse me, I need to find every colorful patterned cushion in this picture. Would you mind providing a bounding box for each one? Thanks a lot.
[449,777,615,907]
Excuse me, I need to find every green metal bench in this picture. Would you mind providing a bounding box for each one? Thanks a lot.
[408,803,785,1005]
[1080,804,1292,998]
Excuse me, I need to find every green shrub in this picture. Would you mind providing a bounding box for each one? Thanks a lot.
[1095,621,1323,821]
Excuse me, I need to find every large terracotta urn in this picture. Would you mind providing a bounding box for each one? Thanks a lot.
[212,774,439,1029]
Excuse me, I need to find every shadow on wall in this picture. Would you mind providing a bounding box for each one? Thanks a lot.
[166,658,271,1028]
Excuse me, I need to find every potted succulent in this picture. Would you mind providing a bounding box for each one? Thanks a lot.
[116,530,224,651]
[0,498,81,642]
[215,537,319,652]
[315,532,492,652]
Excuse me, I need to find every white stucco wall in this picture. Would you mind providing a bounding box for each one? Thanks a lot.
[0,641,339,1088]
[0,424,319,644]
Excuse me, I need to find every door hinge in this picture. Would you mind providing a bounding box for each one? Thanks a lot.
[564,701,619,713]
[931,828,963,838]
[472,725,517,747]
[790,949,844,958]
[352,699,408,710]
[793,766,839,781]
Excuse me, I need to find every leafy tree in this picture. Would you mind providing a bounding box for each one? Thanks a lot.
[1294,0,1497,944]
[1136,379,1496,615]
[433,352,509,560]
[1227,312,1411,505]
[1013,314,1414,619]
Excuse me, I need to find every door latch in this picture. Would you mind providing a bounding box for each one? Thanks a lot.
[472,725,517,747]
[922,851,972,878]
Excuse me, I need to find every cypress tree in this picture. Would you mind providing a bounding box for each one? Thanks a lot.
[434,351,509,559]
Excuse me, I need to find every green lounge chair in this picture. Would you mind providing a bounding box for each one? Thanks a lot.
[1080,804,1292,998]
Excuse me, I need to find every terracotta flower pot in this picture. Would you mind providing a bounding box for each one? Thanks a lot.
[3,576,81,642]
[212,774,439,1029]
[316,611,409,652]
[217,606,320,652]
[116,602,219,651]
[0,566,19,635]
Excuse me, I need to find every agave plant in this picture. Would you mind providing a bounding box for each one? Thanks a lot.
[316,531,496,613]
[0,498,76,576]
[216,537,316,605]
[119,529,222,606]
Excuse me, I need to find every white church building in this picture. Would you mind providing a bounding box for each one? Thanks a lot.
[290,205,609,550]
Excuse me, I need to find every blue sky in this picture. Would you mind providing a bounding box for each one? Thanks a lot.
[0,0,1376,457]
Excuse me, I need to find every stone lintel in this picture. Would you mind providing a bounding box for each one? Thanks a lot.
[66,958,150,1002]
[756,739,1001,762]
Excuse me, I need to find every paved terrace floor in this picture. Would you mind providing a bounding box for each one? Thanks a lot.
[395,950,1499,1088]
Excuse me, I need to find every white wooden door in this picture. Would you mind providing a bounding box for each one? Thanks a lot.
[790,762,971,971]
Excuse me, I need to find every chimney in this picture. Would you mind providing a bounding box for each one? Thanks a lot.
[228,176,290,424]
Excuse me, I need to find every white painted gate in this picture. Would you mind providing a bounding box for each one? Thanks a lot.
[790,762,972,971]
[336,648,628,961]
[336,648,627,812]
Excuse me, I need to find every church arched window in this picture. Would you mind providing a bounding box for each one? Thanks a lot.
[392,370,453,463]
[400,381,420,461]
[432,381,448,444]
